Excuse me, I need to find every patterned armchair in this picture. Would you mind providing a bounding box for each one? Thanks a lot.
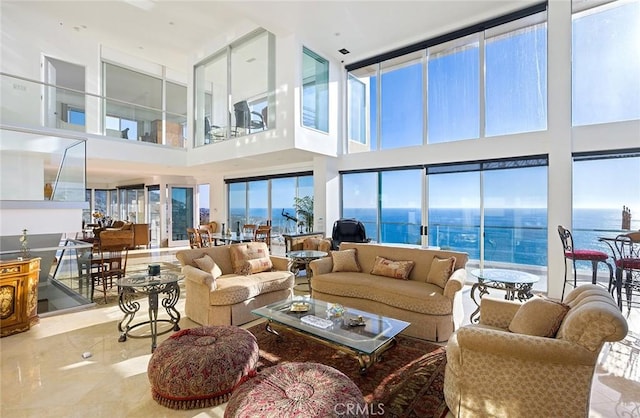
[444,285,628,418]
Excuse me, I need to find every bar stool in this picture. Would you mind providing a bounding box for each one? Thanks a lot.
[558,225,613,301]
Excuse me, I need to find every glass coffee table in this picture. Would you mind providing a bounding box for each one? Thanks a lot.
[252,297,410,374]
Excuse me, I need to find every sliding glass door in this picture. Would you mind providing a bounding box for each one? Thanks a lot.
[168,186,194,247]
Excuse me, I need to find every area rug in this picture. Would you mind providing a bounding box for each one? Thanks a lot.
[246,323,449,418]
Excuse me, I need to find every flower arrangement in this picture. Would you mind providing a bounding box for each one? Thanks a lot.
[19,229,30,258]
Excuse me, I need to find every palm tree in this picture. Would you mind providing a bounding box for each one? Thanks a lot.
[293,196,314,232]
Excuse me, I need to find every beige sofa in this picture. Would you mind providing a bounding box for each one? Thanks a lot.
[444,284,628,417]
[176,242,295,326]
[309,242,469,342]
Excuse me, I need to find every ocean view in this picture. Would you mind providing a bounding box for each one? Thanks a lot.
[232,207,636,268]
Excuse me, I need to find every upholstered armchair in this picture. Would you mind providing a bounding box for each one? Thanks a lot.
[444,285,628,418]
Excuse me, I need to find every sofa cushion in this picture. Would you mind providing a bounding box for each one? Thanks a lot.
[312,272,452,315]
[229,242,272,275]
[509,297,570,337]
[426,256,456,288]
[303,237,332,253]
[193,254,223,291]
[331,249,361,272]
[209,271,295,306]
[370,256,415,280]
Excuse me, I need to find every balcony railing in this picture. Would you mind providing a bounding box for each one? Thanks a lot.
[1,72,187,148]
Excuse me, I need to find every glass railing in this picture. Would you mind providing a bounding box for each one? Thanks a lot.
[1,73,186,148]
[0,126,86,201]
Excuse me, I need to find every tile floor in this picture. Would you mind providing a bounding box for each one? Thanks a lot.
[1,247,639,417]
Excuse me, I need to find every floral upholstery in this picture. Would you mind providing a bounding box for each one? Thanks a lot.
[444,285,628,418]
[224,362,367,418]
[147,326,259,410]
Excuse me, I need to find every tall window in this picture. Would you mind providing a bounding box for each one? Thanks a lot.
[572,0,640,126]
[103,62,186,146]
[227,173,313,235]
[195,29,275,147]
[347,74,367,146]
[302,47,329,132]
[342,169,422,244]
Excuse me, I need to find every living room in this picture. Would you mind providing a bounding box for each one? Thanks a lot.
[1,0,639,416]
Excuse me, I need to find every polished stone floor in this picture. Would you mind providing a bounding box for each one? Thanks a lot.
[1,247,638,417]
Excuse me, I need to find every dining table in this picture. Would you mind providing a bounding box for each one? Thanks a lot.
[209,232,254,246]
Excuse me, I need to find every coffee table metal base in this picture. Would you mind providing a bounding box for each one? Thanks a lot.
[264,319,396,375]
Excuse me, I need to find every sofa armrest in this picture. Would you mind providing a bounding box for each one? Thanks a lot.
[182,264,216,291]
[478,298,521,329]
[269,255,291,272]
[452,326,595,367]
[443,268,466,299]
[309,257,333,276]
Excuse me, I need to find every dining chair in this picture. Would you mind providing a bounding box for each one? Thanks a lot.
[92,229,133,303]
[601,232,640,312]
[243,224,257,237]
[557,225,613,302]
[198,227,213,247]
[254,225,272,250]
[187,228,201,249]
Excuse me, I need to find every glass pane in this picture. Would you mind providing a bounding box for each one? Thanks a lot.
[229,183,247,231]
[94,190,107,217]
[171,187,193,241]
[347,67,375,152]
[231,31,270,137]
[302,47,329,132]
[195,52,228,146]
[381,170,422,244]
[104,63,162,109]
[342,172,378,242]
[166,81,187,115]
[147,185,161,248]
[485,16,547,136]
[272,177,298,235]
[572,1,640,126]
[428,171,480,257]
[483,166,548,267]
[198,184,210,225]
[427,35,480,143]
[380,53,424,149]
[573,155,640,254]
[248,180,269,227]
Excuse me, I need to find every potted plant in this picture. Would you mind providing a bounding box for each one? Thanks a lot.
[293,196,314,233]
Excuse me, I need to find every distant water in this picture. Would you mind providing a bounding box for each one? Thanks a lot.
[228,207,636,267]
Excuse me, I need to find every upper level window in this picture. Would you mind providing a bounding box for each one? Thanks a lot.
[302,47,329,132]
[195,29,275,147]
[572,0,640,126]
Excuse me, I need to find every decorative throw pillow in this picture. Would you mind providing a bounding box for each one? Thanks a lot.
[303,238,322,250]
[229,242,273,275]
[425,256,456,288]
[508,297,570,337]
[370,256,415,280]
[331,249,361,272]
[317,239,333,253]
[193,254,222,290]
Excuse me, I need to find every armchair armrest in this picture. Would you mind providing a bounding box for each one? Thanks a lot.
[452,326,596,367]
[478,297,522,329]
[269,255,290,272]
[443,268,466,299]
[310,257,333,276]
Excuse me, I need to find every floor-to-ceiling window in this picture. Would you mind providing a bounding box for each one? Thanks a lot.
[227,172,313,236]
[194,29,275,147]
[341,169,422,244]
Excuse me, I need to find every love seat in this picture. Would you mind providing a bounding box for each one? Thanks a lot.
[176,242,294,326]
[309,242,469,342]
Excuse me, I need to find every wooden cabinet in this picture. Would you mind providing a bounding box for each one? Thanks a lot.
[150,120,184,147]
[1,258,41,337]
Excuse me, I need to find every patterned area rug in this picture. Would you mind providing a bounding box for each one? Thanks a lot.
[246,323,449,418]
[94,262,182,306]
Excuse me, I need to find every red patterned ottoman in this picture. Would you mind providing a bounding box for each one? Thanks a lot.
[224,362,368,417]
[147,326,259,409]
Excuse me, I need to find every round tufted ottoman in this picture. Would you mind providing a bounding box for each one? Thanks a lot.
[224,362,368,417]
[147,326,259,410]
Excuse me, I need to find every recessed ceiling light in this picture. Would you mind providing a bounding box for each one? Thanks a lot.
[339,48,350,55]
[246,57,256,63]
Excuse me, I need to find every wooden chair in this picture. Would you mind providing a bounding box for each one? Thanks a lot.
[198,227,213,247]
[91,229,133,303]
[243,224,257,237]
[254,225,272,249]
[187,228,201,248]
